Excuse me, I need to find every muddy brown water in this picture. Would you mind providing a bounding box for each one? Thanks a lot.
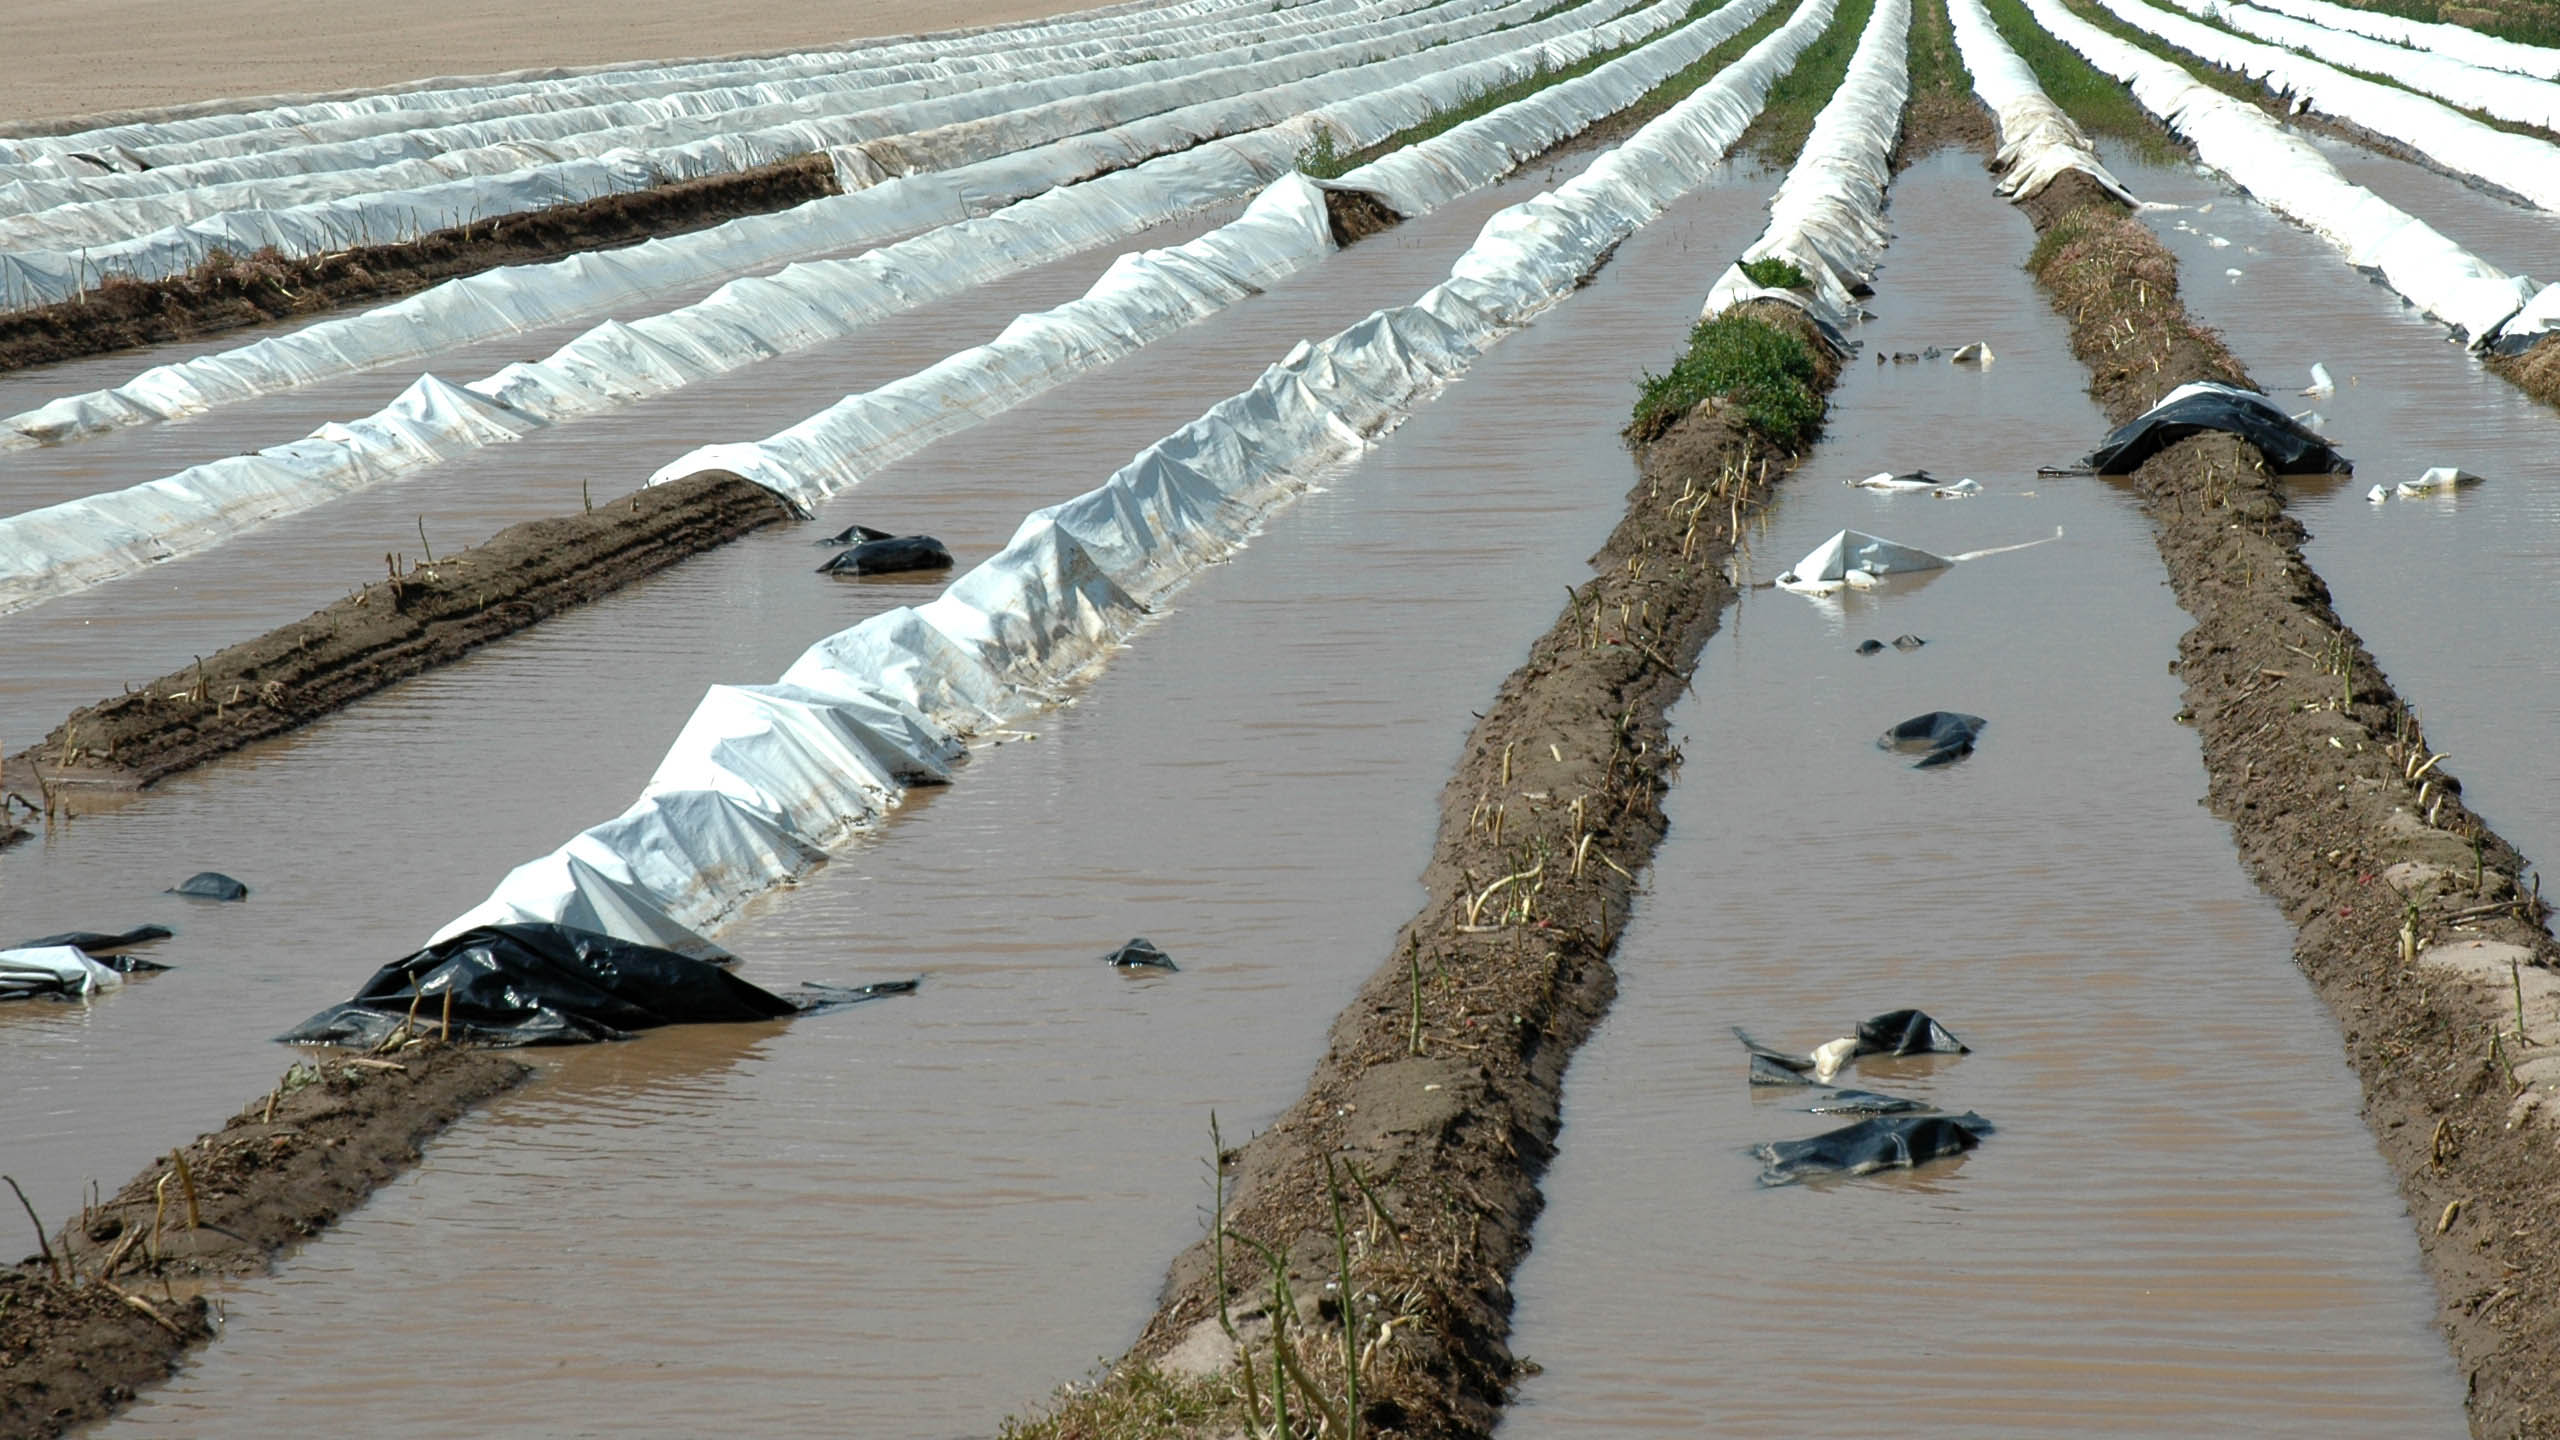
[4,165,1774,1433]
[2106,139,2560,930]
[1498,152,2465,1434]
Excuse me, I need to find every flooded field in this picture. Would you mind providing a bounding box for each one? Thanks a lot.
[2112,140,2560,928]
[1499,152,2467,1434]
[9,167,1777,1435]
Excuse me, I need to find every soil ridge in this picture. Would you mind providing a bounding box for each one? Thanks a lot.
[0,154,837,376]
[3,472,792,808]
[2,1046,530,1439]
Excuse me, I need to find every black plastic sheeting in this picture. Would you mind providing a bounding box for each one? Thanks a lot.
[2084,382,2349,475]
[1879,712,1984,769]
[1756,1113,1993,1185]
[167,872,250,901]
[279,923,916,1047]
[1857,1008,1968,1056]
[13,925,173,965]
[816,535,954,576]
[1104,937,1178,971]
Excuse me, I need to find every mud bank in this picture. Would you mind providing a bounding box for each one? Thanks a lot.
[2,1046,527,1440]
[1011,305,1840,1438]
[2487,337,2560,413]
[2025,175,2560,1436]
[3,473,790,804]
[0,154,837,375]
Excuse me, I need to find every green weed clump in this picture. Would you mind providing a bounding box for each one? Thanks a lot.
[1739,0,1878,162]
[1738,255,1809,288]
[1632,311,1824,444]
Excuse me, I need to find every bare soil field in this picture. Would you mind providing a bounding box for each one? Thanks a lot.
[0,0,1104,132]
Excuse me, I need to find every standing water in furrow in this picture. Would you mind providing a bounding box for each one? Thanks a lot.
[2105,140,2560,926]
[90,170,1777,1439]
[1498,151,2465,1433]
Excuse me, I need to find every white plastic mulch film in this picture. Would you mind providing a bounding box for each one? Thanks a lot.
[2087,0,2560,214]
[429,0,1846,952]
[2234,0,2560,82]
[1703,0,1908,329]
[1,0,1623,456]
[2018,0,2554,347]
[1945,0,2132,203]
[645,0,1792,508]
[0,0,1502,308]
[2162,0,2560,134]
[0,0,1691,618]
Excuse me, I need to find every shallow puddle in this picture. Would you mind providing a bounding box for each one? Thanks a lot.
[1499,150,2465,1434]
[2108,139,2560,925]
[7,162,1790,1434]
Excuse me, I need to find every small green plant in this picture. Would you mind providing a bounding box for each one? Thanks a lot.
[1632,311,1825,445]
[1296,129,1347,179]
[1738,255,1809,289]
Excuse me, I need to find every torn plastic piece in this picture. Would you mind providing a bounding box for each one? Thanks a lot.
[1756,1112,1992,1184]
[1893,633,1926,650]
[1849,469,1941,491]
[1880,711,1984,768]
[1735,1026,1861,1084]
[2303,363,2335,396]
[1774,530,1952,593]
[1951,342,1993,363]
[815,535,954,576]
[278,922,909,1047]
[13,924,171,954]
[0,946,126,1000]
[167,871,248,901]
[817,523,896,547]
[1106,937,1179,971]
[2084,382,2349,475]
[1855,638,1886,655]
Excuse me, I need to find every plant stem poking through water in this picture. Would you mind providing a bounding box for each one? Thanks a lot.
[6,1175,61,1283]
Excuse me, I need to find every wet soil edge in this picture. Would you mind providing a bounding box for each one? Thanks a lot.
[2,473,793,808]
[1038,305,1843,1439]
[2022,169,2560,1439]
[0,154,837,376]
[2,1046,530,1440]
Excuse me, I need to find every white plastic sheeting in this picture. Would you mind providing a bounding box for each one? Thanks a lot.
[1947,0,2135,202]
[1703,0,1904,327]
[2021,0,2545,344]
[1775,530,1953,591]
[0,0,1242,167]
[0,0,1680,616]
[0,0,1547,308]
[428,0,1842,951]
[2090,0,2560,213]
[3,0,1630,452]
[2166,0,2560,134]
[0,0,1434,218]
[646,0,1791,507]
[0,947,121,1000]
[2236,0,2560,82]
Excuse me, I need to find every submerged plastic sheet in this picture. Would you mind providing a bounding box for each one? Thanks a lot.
[1703,0,1908,329]
[1775,529,1952,592]
[277,922,907,1047]
[0,946,124,1000]
[2085,381,2348,474]
[1947,0,2134,203]
[430,0,1843,952]
[1756,1112,1992,1184]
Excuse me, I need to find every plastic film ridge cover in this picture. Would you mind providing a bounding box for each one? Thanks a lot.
[1701,0,1899,328]
[0,0,1543,307]
[2233,0,2560,82]
[2020,0,2545,345]
[645,0,1791,508]
[2166,0,2560,135]
[426,0,1843,952]
[0,0,1598,453]
[0,0,1664,616]
[1945,0,2133,202]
